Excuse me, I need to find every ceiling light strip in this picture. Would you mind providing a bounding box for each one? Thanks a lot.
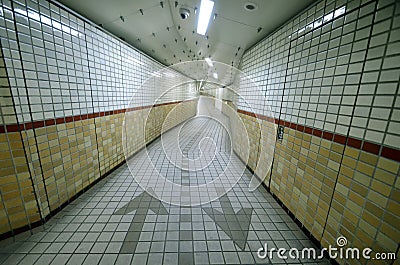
[197,0,214,35]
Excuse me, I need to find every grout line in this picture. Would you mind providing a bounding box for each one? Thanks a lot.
[46,0,72,209]
[9,0,51,229]
[0,38,45,236]
[268,26,293,190]
[84,21,102,187]
[321,0,379,244]
[373,2,399,158]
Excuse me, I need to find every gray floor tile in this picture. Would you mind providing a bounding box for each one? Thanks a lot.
[131,253,148,265]
[49,254,71,265]
[33,254,56,265]
[115,254,132,265]
[194,252,209,265]
[82,254,102,265]
[17,254,40,265]
[179,252,194,265]
[98,254,118,265]
[209,252,224,264]
[147,253,163,264]
[66,254,87,265]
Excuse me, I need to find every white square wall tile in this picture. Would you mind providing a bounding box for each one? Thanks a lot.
[387,121,400,135]
[367,119,387,132]
[384,134,400,147]
[349,127,365,139]
[365,130,384,144]
[373,96,394,107]
[335,125,348,135]
[391,109,400,122]
[370,108,391,120]
[352,117,368,127]
[324,122,335,131]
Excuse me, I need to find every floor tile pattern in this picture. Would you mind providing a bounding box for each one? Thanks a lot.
[0,114,330,265]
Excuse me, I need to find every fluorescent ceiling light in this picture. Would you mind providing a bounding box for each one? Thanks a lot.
[197,0,214,35]
[205,57,213,67]
[213,72,218,79]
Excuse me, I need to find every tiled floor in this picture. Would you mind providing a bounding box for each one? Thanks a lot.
[0,98,331,265]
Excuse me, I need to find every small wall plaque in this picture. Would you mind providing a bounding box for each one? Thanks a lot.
[277,125,284,140]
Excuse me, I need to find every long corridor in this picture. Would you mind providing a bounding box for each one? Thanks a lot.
[0,102,329,265]
[1,0,399,264]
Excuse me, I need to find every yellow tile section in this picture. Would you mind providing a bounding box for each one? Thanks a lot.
[100,100,198,177]
[256,119,276,185]
[0,48,42,235]
[322,147,399,265]
[0,132,40,235]
[0,98,197,239]
[32,119,100,211]
[96,113,124,176]
[270,127,340,240]
[235,110,399,265]
[222,104,276,187]
[32,100,198,213]
[20,128,50,218]
[234,113,261,172]
[124,108,147,159]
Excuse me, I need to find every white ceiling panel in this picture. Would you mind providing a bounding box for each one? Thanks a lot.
[58,0,316,78]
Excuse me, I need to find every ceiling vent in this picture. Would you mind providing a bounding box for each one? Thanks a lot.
[244,2,258,11]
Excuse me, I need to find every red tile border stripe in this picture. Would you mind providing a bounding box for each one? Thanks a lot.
[0,100,196,134]
[237,109,400,163]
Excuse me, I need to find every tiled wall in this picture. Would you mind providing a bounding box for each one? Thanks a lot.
[240,0,400,149]
[33,118,99,211]
[237,0,399,264]
[0,46,42,237]
[323,145,400,264]
[0,0,197,240]
[0,0,193,124]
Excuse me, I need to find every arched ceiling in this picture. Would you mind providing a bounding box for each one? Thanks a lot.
[57,0,316,69]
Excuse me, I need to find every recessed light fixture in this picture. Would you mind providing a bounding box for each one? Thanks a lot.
[244,2,258,11]
[213,72,218,79]
[205,57,213,66]
[197,0,214,35]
